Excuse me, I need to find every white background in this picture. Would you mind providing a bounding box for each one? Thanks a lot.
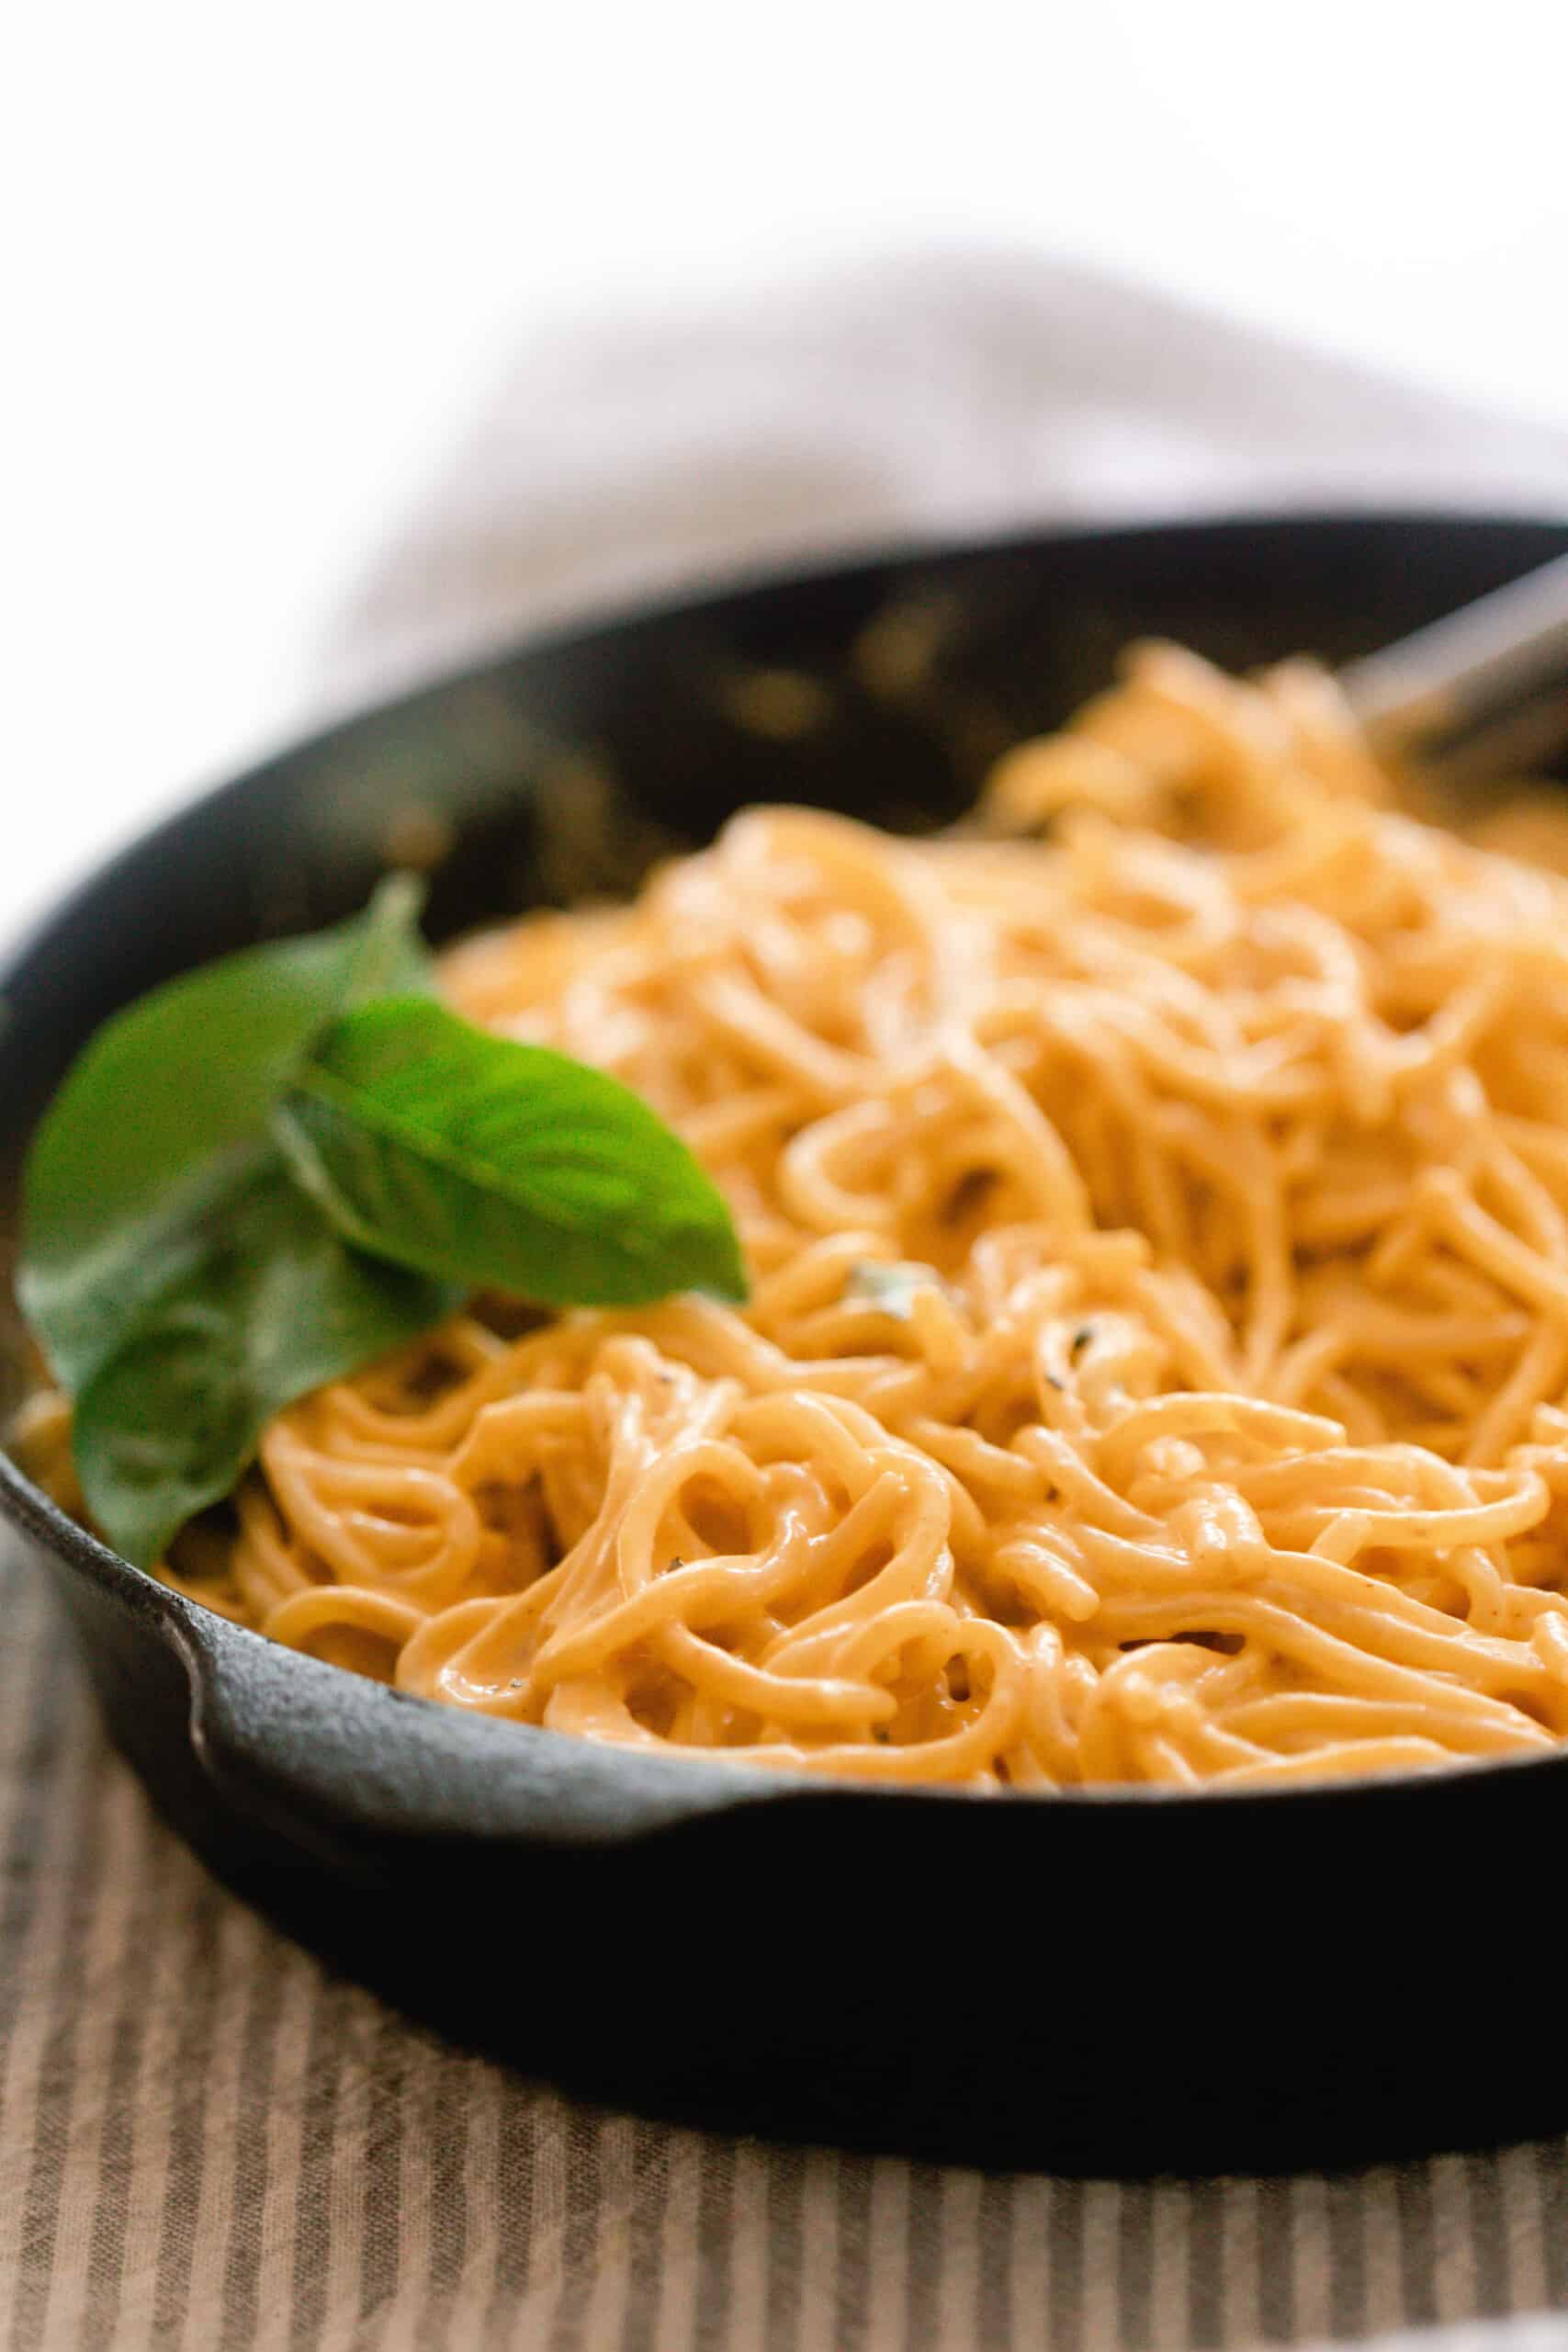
[9,0,1568,942]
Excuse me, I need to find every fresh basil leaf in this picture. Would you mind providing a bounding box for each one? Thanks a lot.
[73,1144,457,1568]
[272,995,749,1308]
[18,878,431,1394]
[20,876,748,1567]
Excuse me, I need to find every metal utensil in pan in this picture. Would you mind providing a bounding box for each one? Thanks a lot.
[1343,547,1568,786]
[1342,548,1568,751]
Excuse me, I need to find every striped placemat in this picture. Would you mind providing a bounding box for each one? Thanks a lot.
[1,1545,1564,2352]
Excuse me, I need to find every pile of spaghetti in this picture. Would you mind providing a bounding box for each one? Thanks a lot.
[173,646,1568,1786]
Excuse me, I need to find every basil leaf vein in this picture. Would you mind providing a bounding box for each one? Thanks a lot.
[272,995,748,1307]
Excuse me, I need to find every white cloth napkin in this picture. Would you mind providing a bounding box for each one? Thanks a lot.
[313,244,1568,723]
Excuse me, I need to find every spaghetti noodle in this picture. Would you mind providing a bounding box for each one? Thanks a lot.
[111,646,1568,1783]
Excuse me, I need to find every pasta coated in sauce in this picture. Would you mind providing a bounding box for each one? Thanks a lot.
[145,647,1568,1786]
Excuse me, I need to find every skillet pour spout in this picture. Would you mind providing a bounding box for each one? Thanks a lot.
[5,512,1568,2172]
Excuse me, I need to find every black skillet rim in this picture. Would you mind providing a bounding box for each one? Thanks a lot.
[6,504,1568,1841]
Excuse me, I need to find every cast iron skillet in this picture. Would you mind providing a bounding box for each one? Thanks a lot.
[5,514,1568,2177]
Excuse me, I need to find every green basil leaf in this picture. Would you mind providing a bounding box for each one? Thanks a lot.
[73,1145,457,1568]
[332,872,436,1005]
[272,995,749,1307]
[18,878,431,1394]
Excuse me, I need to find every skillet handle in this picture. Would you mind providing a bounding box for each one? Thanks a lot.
[174,1605,770,1873]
